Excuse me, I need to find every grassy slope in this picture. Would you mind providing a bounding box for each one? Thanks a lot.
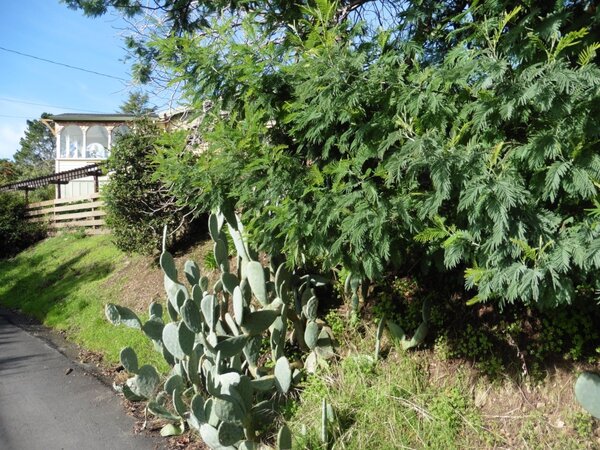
[0,233,165,370]
[1,234,597,449]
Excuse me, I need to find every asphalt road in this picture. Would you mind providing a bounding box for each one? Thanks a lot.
[0,313,162,450]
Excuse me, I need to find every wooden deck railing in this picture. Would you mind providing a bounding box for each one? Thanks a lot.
[25,193,107,235]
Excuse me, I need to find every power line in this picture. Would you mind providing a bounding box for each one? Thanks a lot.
[0,97,105,114]
[0,114,35,120]
[0,45,128,82]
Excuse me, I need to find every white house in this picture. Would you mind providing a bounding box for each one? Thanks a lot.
[49,113,138,198]
[0,110,195,200]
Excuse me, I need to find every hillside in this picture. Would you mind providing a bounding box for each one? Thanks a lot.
[0,233,598,449]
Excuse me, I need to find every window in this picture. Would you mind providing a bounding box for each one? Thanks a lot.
[59,125,83,158]
[86,126,109,158]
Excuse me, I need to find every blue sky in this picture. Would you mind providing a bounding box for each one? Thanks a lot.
[0,0,171,159]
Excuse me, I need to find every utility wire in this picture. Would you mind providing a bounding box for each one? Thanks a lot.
[0,97,105,114]
[0,45,128,82]
[0,114,36,119]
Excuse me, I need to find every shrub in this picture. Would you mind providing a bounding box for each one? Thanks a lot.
[0,192,45,258]
[103,120,189,254]
[72,0,600,308]
[154,4,600,309]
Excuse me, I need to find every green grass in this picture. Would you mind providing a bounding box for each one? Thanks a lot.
[288,335,492,449]
[0,233,167,371]
[287,320,596,450]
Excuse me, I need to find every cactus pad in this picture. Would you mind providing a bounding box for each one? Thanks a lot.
[165,374,185,395]
[105,303,141,329]
[274,357,292,394]
[575,372,600,418]
[119,347,138,374]
[160,251,178,281]
[125,364,160,399]
[241,310,279,336]
[184,259,201,285]
[277,424,292,450]
[218,421,245,446]
[214,335,250,358]
[246,261,268,306]
[181,298,203,333]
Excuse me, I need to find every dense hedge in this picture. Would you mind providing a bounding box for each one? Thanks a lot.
[0,192,45,258]
[63,1,599,308]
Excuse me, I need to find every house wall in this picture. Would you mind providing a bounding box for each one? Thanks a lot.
[54,159,109,198]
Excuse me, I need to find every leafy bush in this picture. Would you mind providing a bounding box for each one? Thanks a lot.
[153,3,600,308]
[103,120,189,254]
[71,1,600,307]
[0,192,45,258]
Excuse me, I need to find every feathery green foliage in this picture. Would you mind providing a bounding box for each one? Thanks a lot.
[67,1,600,307]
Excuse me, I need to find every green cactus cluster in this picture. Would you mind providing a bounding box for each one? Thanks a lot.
[375,299,431,359]
[105,210,336,449]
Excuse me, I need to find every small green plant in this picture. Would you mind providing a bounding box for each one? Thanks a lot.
[530,308,598,362]
[202,251,218,270]
[429,387,471,435]
[378,298,431,355]
[324,311,345,337]
[435,324,503,378]
[570,411,594,438]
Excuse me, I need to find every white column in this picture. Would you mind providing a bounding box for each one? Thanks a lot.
[107,125,114,155]
[81,125,88,159]
[55,125,62,166]
[55,125,62,199]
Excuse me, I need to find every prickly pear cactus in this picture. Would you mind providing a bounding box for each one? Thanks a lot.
[575,372,600,418]
[105,211,337,448]
[384,298,431,351]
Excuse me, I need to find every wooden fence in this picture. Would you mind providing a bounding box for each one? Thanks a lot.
[25,193,107,235]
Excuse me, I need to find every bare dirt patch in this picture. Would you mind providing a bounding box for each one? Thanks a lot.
[103,238,218,315]
[425,352,600,448]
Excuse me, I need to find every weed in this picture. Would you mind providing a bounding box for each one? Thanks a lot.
[429,387,470,435]
[570,412,594,439]
[325,310,345,337]
[202,250,218,270]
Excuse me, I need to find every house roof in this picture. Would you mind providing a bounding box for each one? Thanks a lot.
[48,113,145,122]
